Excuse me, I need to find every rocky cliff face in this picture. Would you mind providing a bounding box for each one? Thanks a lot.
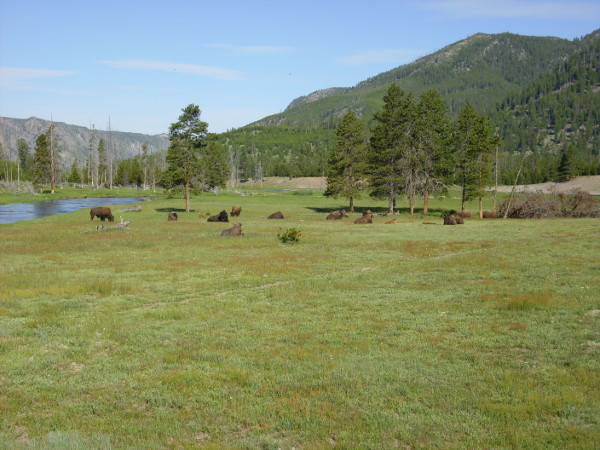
[0,117,169,166]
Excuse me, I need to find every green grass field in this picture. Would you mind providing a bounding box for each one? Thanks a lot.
[1,187,598,448]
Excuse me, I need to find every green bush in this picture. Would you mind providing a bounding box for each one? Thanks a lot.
[277,227,301,244]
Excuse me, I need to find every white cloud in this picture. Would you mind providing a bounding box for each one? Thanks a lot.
[0,67,76,85]
[419,0,600,19]
[335,49,424,66]
[207,44,294,55]
[98,60,242,80]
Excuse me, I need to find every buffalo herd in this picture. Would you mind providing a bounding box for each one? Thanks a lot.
[90,202,488,238]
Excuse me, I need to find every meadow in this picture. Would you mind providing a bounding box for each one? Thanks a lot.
[0,186,598,448]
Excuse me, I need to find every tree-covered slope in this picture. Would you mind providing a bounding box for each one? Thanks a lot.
[493,29,600,184]
[223,32,587,178]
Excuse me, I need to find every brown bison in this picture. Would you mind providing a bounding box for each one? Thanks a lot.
[326,210,348,220]
[354,210,373,224]
[221,223,243,236]
[231,205,242,217]
[90,207,114,222]
[207,210,229,222]
[443,214,464,225]
[167,211,178,221]
[268,211,284,219]
[482,210,496,219]
[455,210,472,219]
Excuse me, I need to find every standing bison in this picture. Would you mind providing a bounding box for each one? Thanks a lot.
[207,210,229,222]
[268,211,284,219]
[167,212,178,221]
[231,205,242,217]
[90,207,114,222]
[221,223,243,236]
[326,210,348,220]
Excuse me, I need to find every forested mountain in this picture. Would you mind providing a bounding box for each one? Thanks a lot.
[493,30,600,184]
[223,31,592,178]
[0,117,169,167]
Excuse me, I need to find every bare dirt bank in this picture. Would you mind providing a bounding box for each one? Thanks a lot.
[494,176,600,196]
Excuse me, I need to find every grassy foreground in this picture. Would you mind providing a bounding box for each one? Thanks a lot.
[0,189,598,448]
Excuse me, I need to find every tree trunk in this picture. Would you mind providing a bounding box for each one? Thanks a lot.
[424,191,429,215]
[461,175,466,211]
[389,183,395,214]
[349,196,354,213]
[479,196,483,219]
[185,179,190,213]
[409,190,415,215]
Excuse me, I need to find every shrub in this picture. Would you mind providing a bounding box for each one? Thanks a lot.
[277,228,301,244]
[499,189,599,218]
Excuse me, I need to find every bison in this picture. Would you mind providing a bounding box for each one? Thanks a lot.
[482,210,496,219]
[443,214,464,225]
[90,207,114,222]
[221,223,243,236]
[268,211,284,219]
[231,205,242,217]
[354,210,373,224]
[326,210,348,220]
[167,211,178,221]
[207,210,229,222]
[455,210,472,219]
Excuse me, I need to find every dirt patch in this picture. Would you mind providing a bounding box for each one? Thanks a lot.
[495,176,600,196]
[240,177,327,189]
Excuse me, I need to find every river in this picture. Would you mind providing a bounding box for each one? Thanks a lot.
[0,197,142,225]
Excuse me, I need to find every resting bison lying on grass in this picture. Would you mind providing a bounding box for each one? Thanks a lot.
[326,210,348,220]
[90,207,114,222]
[443,214,464,225]
[455,210,472,219]
[221,223,243,236]
[268,211,284,219]
[354,210,373,224]
[231,205,242,217]
[208,210,229,222]
[167,212,178,221]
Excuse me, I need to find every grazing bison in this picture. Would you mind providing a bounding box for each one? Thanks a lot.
[326,210,348,220]
[221,223,243,236]
[482,210,496,219]
[167,211,178,221]
[268,211,284,219]
[207,210,229,222]
[90,207,114,222]
[443,214,464,225]
[231,205,242,217]
[456,210,472,219]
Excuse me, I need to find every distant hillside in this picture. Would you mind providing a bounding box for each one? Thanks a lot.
[493,29,600,184]
[0,117,169,167]
[223,31,593,178]
[249,32,578,129]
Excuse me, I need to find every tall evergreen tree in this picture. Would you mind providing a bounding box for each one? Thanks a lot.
[454,102,499,217]
[325,110,367,212]
[67,160,82,183]
[368,83,414,214]
[414,90,453,214]
[557,144,578,181]
[17,139,32,181]
[97,138,107,187]
[33,132,52,188]
[161,104,208,212]
[201,134,230,191]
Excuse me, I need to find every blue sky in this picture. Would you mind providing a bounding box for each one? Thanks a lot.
[1,0,598,135]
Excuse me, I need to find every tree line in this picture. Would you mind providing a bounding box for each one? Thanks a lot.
[325,83,499,218]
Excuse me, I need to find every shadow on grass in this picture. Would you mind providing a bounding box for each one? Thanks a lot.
[155,208,196,213]
[305,206,452,217]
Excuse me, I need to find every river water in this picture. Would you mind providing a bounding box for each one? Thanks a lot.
[0,197,142,225]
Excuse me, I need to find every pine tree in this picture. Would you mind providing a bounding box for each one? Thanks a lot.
[67,160,82,183]
[161,104,208,212]
[201,134,230,191]
[454,103,499,217]
[367,83,414,214]
[325,110,367,212]
[33,132,52,188]
[413,90,453,214]
[557,144,578,181]
[97,138,107,187]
